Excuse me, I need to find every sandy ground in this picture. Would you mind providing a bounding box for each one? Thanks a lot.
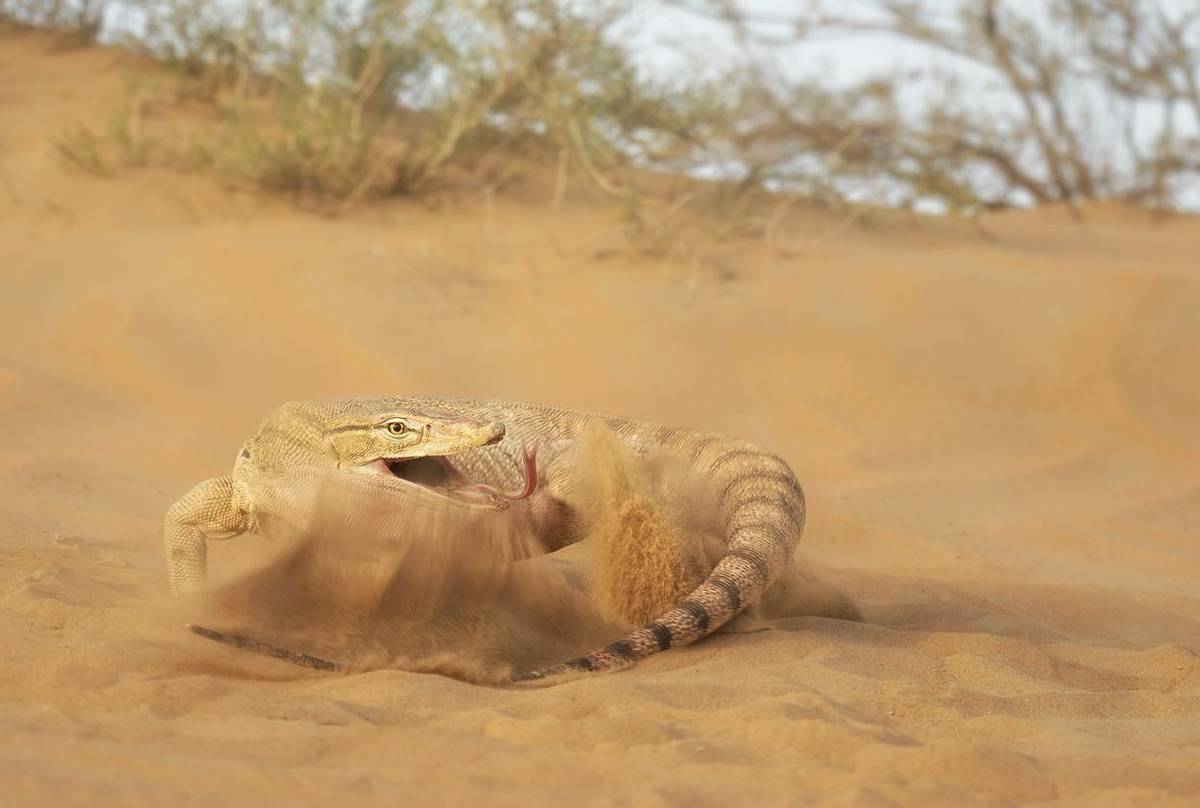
[1,32,1198,806]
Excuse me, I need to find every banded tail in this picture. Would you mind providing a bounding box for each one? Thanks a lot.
[512,438,805,681]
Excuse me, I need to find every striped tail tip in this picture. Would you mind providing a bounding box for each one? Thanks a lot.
[512,647,639,683]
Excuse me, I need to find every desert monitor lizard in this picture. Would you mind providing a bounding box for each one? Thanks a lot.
[165,397,806,680]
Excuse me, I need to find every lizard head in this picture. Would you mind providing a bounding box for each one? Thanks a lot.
[328,410,504,470]
[246,399,528,511]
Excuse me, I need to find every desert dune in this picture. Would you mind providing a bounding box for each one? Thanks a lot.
[1,32,1198,805]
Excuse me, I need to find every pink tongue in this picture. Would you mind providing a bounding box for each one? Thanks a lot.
[474,445,538,501]
[365,459,392,475]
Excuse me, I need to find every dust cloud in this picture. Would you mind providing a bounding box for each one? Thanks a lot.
[192,426,853,681]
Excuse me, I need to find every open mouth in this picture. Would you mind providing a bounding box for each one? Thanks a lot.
[364,447,538,508]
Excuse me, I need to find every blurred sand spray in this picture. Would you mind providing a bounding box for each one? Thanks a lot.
[189,426,857,682]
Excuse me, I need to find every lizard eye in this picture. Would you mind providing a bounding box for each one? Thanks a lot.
[383,419,410,437]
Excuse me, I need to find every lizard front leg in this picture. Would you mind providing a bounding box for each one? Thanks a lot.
[163,476,250,594]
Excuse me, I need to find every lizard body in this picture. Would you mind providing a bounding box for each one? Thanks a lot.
[166,397,806,680]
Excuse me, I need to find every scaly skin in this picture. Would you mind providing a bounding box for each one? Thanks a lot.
[168,397,806,680]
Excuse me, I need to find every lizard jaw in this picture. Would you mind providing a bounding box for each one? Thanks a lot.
[359,449,538,509]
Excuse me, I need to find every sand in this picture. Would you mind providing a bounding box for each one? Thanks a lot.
[1,31,1198,805]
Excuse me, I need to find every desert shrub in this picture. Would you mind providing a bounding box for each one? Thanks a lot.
[678,0,1200,214]
[46,0,723,215]
[34,0,1200,227]
[0,0,105,41]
